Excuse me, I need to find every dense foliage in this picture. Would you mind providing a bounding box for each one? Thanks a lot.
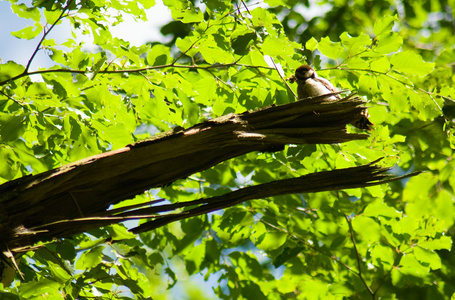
[1,0,454,299]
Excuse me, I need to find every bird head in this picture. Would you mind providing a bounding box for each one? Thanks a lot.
[295,65,316,81]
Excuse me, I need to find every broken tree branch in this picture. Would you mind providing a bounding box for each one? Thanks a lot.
[0,93,375,252]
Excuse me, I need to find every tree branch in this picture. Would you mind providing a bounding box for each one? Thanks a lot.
[0,62,274,87]
[0,93,420,254]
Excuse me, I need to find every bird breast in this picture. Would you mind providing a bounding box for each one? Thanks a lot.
[298,78,338,100]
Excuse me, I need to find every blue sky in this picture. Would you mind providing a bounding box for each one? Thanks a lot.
[0,0,172,70]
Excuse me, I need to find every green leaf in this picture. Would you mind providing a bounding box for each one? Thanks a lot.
[92,120,134,149]
[18,279,60,298]
[163,0,204,23]
[318,37,345,60]
[146,44,171,66]
[351,216,381,243]
[11,24,43,40]
[231,29,257,55]
[44,9,63,24]
[264,0,297,7]
[194,76,217,105]
[370,56,390,72]
[435,49,455,66]
[11,3,41,21]
[273,245,305,267]
[56,240,76,261]
[138,0,156,9]
[262,36,292,56]
[357,74,379,95]
[373,15,397,36]
[199,43,232,64]
[107,224,136,240]
[256,232,287,251]
[346,56,369,69]
[374,32,403,54]
[185,243,205,274]
[419,236,452,251]
[176,36,200,57]
[328,283,353,296]
[371,244,394,267]
[340,32,371,55]
[251,7,278,30]
[0,113,26,142]
[363,200,401,219]
[48,261,71,283]
[204,0,231,13]
[390,51,435,76]
[0,292,20,300]
[398,253,430,277]
[86,55,107,80]
[241,282,267,299]
[0,61,25,82]
[76,246,104,270]
[414,246,441,270]
[0,148,20,180]
[305,37,318,52]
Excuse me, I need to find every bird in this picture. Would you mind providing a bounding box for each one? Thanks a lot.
[287,65,373,130]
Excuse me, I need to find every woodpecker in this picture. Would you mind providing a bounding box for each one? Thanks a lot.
[288,65,373,130]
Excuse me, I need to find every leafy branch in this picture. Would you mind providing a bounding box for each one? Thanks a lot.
[0,61,274,87]
[24,1,74,73]
[261,219,359,273]
[336,66,451,110]
[0,5,273,87]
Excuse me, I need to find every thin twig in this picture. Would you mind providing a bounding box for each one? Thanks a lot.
[0,63,274,86]
[171,35,205,65]
[241,0,251,14]
[336,67,450,108]
[373,265,394,296]
[0,89,23,107]
[25,0,73,72]
[270,57,298,100]
[234,0,241,14]
[345,214,375,299]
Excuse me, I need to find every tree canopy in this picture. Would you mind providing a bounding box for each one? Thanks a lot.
[1,0,455,299]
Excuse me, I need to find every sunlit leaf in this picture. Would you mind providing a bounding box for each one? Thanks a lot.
[318,37,346,60]
[373,15,397,36]
[390,51,435,76]
[11,24,43,40]
[0,61,25,82]
[305,37,318,51]
[163,0,204,23]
